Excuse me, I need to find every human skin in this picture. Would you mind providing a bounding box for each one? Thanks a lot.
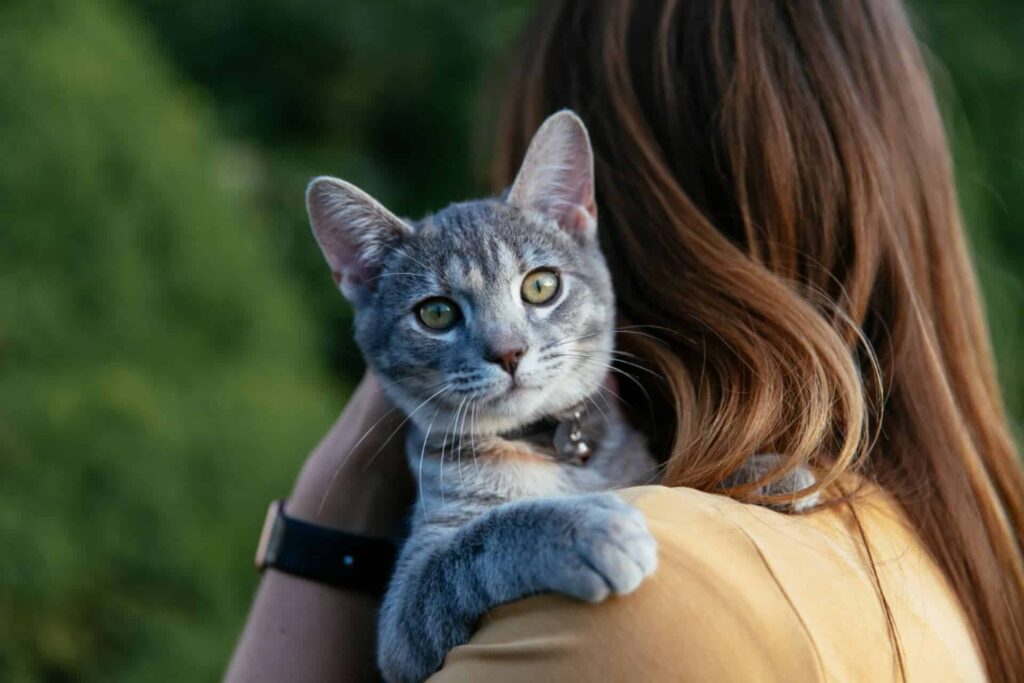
[225,372,413,682]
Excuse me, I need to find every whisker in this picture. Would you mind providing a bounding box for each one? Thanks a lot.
[379,243,434,273]
[438,398,458,508]
[606,348,643,361]
[457,393,476,487]
[555,352,656,410]
[368,271,431,283]
[585,391,609,424]
[591,381,623,414]
[615,324,691,342]
[359,382,453,472]
[469,398,481,473]
[542,331,604,350]
[418,405,443,522]
[589,353,666,383]
[613,328,672,346]
[376,371,435,394]
[319,375,452,512]
[553,350,666,384]
[606,357,667,382]
[317,402,404,514]
[454,396,470,490]
[590,374,631,409]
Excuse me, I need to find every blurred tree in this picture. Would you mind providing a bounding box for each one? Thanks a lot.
[908,0,1024,425]
[0,0,335,679]
[131,0,534,384]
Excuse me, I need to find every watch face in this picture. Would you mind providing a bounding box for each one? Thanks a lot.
[254,500,284,568]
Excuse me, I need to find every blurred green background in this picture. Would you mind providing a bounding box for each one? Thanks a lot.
[0,0,1020,680]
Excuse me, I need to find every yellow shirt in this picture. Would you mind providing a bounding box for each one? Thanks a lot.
[431,484,985,682]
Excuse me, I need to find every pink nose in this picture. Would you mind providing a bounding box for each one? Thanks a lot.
[487,348,526,376]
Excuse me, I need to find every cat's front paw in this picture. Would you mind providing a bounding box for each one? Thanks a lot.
[540,492,658,603]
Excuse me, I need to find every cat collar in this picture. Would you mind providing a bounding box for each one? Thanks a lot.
[499,402,604,466]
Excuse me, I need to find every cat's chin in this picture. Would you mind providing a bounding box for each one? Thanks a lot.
[390,366,608,437]
[473,375,605,435]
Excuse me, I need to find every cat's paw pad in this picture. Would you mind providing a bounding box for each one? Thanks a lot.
[546,493,658,603]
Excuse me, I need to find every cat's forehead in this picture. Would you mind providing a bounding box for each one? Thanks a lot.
[397,200,576,278]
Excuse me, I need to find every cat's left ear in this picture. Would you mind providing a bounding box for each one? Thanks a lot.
[508,110,597,242]
[306,176,412,304]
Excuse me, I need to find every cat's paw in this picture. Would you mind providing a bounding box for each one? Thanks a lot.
[781,465,820,512]
[540,492,658,603]
[727,453,820,512]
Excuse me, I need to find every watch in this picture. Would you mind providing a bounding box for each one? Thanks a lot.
[254,500,398,596]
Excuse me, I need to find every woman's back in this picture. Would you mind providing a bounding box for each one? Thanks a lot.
[434,483,985,681]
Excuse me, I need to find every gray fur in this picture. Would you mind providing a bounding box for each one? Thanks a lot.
[306,111,815,682]
[723,453,821,513]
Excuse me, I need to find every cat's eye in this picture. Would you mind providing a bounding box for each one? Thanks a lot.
[416,297,460,331]
[521,269,560,305]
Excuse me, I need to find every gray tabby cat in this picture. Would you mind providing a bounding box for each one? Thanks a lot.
[307,111,814,683]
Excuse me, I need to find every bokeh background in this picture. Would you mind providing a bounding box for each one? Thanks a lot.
[0,1,1020,680]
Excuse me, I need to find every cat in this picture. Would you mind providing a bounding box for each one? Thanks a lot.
[306,110,815,682]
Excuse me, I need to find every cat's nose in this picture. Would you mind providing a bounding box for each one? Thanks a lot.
[487,347,527,376]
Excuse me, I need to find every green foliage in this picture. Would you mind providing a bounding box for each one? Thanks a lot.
[131,0,535,383]
[908,0,1024,422]
[0,1,336,679]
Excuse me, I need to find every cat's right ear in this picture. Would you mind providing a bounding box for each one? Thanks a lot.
[508,110,597,243]
[306,176,412,304]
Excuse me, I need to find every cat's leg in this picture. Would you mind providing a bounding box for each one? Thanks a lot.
[376,492,657,683]
[725,453,819,512]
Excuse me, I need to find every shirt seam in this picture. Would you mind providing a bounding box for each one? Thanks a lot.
[723,514,828,682]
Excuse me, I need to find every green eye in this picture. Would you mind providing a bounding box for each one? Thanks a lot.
[521,269,560,305]
[417,297,460,330]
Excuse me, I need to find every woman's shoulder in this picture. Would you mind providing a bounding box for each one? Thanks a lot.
[431,484,986,682]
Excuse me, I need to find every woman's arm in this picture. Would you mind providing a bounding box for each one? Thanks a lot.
[225,374,413,682]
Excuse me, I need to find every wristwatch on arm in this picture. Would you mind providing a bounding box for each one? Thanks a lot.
[254,500,398,597]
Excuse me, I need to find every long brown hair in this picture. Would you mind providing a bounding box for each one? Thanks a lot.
[491,0,1024,678]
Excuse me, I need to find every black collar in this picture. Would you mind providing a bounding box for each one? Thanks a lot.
[497,402,603,466]
[497,413,561,441]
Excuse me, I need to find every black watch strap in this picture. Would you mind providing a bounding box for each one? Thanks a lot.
[255,500,397,597]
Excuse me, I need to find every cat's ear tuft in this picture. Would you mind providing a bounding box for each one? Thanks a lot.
[306,176,412,304]
[508,110,597,241]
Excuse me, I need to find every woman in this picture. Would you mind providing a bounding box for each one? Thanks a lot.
[228,0,1024,680]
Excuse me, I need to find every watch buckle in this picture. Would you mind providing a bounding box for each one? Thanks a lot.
[254,500,284,569]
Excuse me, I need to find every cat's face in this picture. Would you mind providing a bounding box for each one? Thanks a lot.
[354,201,613,434]
[308,111,611,434]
